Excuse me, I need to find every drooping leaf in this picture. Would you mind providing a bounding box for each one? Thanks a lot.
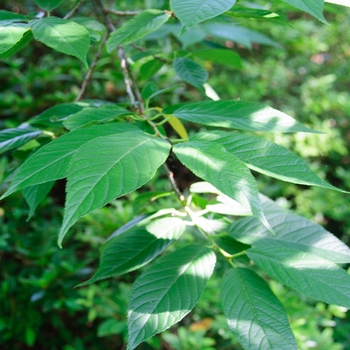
[1,123,139,199]
[140,59,163,80]
[141,82,159,100]
[79,217,185,286]
[282,0,326,23]
[192,49,242,68]
[192,130,346,192]
[33,0,64,11]
[170,0,237,32]
[0,124,41,154]
[0,22,29,55]
[0,30,33,59]
[59,131,171,245]
[228,210,350,264]
[127,244,216,350]
[106,10,170,53]
[30,17,90,67]
[63,105,131,130]
[222,268,297,350]
[167,117,188,140]
[22,181,55,220]
[203,23,282,49]
[163,100,318,133]
[247,247,350,308]
[173,140,271,231]
[173,57,208,88]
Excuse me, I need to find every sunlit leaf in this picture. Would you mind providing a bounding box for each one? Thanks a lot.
[0,22,29,55]
[127,244,216,350]
[222,268,297,350]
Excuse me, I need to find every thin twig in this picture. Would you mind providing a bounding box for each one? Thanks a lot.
[75,33,109,102]
[163,162,185,203]
[104,8,140,16]
[131,43,171,64]
[63,0,85,19]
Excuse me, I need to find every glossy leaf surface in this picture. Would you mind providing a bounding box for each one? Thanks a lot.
[222,268,297,350]
[30,17,90,67]
[0,22,29,55]
[248,247,350,308]
[127,244,216,350]
[163,100,317,133]
[79,217,185,286]
[59,131,171,245]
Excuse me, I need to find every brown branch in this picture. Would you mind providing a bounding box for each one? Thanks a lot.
[163,162,185,203]
[75,33,109,102]
[104,8,140,17]
[63,0,85,19]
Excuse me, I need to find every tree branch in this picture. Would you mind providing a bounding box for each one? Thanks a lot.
[163,162,185,203]
[63,0,85,19]
[75,33,109,102]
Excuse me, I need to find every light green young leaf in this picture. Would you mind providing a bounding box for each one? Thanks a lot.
[1,123,138,199]
[192,49,242,68]
[106,10,170,53]
[0,124,41,154]
[0,22,29,55]
[163,100,318,133]
[173,140,272,232]
[0,30,33,59]
[22,181,55,220]
[282,0,326,23]
[33,0,64,11]
[170,0,237,32]
[173,58,208,88]
[30,17,90,67]
[203,23,282,49]
[63,105,131,130]
[193,130,347,192]
[127,244,216,350]
[222,268,297,350]
[229,210,350,264]
[225,8,282,21]
[59,131,171,245]
[0,10,26,21]
[247,247,350,308]
[79,217,185,286]
[72,17,106,42]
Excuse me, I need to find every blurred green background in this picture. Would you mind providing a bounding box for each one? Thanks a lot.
[1,0,350,349]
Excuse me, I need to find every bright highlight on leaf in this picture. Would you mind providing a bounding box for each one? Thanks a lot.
[222,268,297,350]
[0,22,29,55]
[171,0,237,32]
[106,10,170,53]
[127,244,216,350]
[163,100,318,133]
[58,131,171,246]
[78,217,185,286]
[30,17,90,68]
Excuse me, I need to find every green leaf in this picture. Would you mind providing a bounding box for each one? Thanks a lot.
[229,210,350,264]
[79,217,185,286]
[30,17,90,67]
[72,17,106,42]
[63,105,131,130]
[173,140,271,231]
[59,131,171,245]
[175,27,206,48]
[1,123,138,199]
[192,49,242,68]
[140,59,163,80]
[106,10,170,53]
[173,58,208,88]
[0,125,41,154]
[127,244,216,350]
[193,130,346,192]
[33,0,64,11]
[282,0,326,23]
[142,84,179,101]
[247,247,350,308]
[0,30,33,59]
[29,102,84,126]
[22,181,55,220]
[225,8,282,21]
[0,10,26,21]
[203,23,282,49]
[163,100,318,133]
[222,268,297,350]
[0,22,29,55]
[170,0,237,32]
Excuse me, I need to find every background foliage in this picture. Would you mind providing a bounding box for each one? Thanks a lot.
[1,0,350,349]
